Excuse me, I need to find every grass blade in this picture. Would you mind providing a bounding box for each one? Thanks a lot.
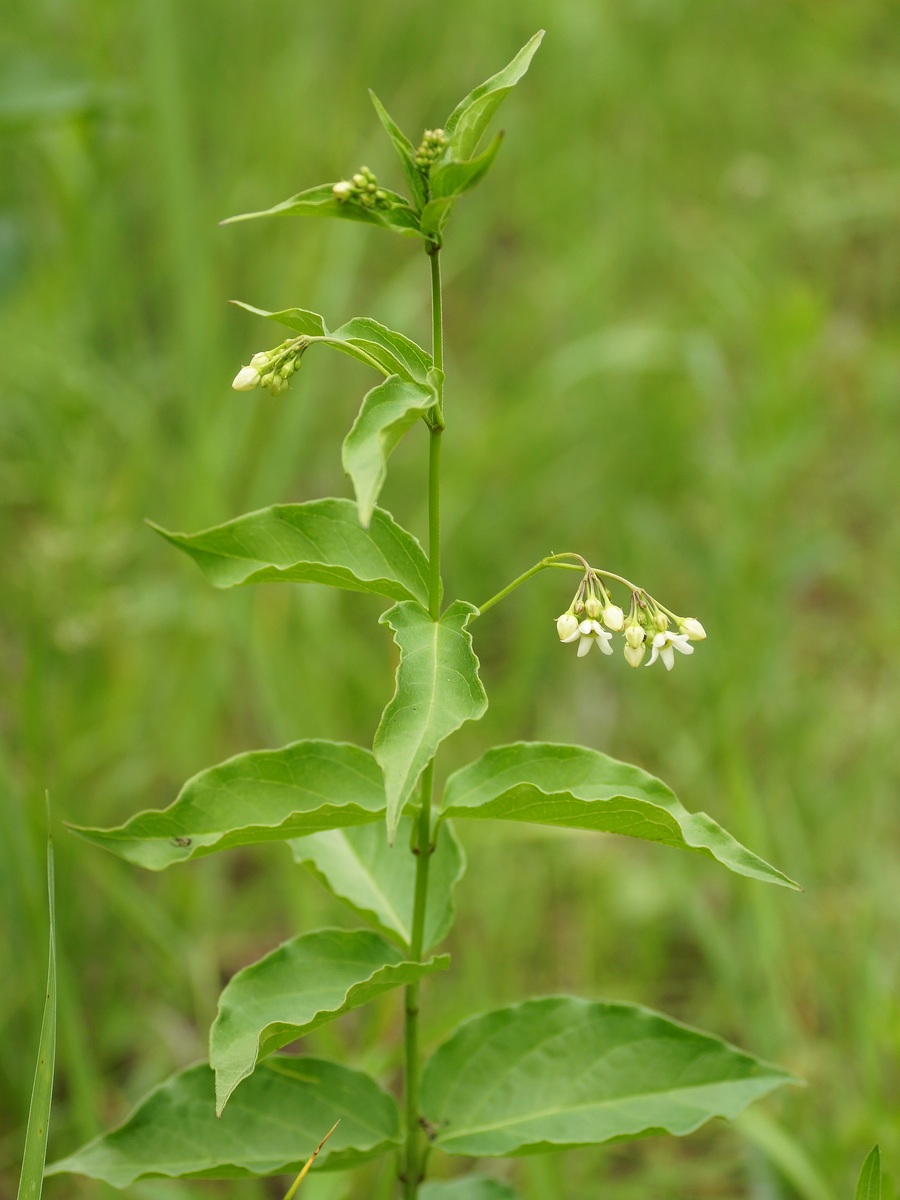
[16,816,57,1199]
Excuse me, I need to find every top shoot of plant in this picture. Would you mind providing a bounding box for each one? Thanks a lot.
[49,31,800,1200]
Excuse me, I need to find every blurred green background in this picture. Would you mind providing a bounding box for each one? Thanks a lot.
[2,1,899,1197]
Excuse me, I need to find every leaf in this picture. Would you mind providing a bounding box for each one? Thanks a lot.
[149,498,431,607]
[221,182,421,237]
[440,743,799,890]
[16,823,56,1200]
[420,1180,520,1200]
[855,1147,882,1200]
[375,601,487,843]
[421,997,797,1158]
[230,301,327,338]
[69,741,386,871]
[289,817,466,951]
[48,1057,400,1186]
[369,90,427,209]
[430,133,504,202]
[211,928,449,1113]
[420,197,458,243]
[443,31,544,160]
[343,375,434,527]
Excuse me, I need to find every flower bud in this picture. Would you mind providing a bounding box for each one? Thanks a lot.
[624,622,644,649]
[352,173,367,187]
[281,360,295,378]
[573,598,585,615]
[655,612,669,632]
[680,617,707,641]
[584,595,602,620]
[602,604,625,631]
[232,365,260,392]
[624,644,645,668]
[250,351,269,368]
[268,375,288,396]
[332,180,354,200]
[556,612,579,641]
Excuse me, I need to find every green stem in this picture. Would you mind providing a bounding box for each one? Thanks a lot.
[402,247,444,1200]
[476,556,582,615]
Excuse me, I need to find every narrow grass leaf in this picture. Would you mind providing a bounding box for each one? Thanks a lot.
[733,1110,838,1200]
[16,827,56,1200]
[211,929,449,1113]
[855,1147,882,1200]
[69,741,386,870]
[420,1180,520,1200]
[375,601,487,843]
[369,90,426,209]
[221,182,421,236]
[343,375,434,526]
[443,31,544,160]
[48,1058,399,1186]
[283,1121,340,1200]
[441,743,799,890]
[422,997,797,1158]
[149,498,431,606]
[289,817,466,951]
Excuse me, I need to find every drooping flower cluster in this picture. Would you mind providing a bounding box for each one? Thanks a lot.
[414,128,447,174]
[232,336,310,397]
[332,165,390,209]
[556,564,706,670]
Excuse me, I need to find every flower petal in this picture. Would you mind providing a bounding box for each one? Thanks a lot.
[576,635,593,658]
[661,645,675,670]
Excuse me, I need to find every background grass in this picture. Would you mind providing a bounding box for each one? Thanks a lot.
[2,0,899,1196]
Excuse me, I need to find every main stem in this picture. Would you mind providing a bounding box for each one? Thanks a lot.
[403,247,444,1199]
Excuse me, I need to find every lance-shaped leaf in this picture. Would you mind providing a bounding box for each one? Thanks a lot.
[69,741,386,871]
[421,1180,520,1200]
[855,1147,882,1200]
[222,182,421,237]
[430,133,504,202]
[369,90,427,209]
[343,375,434,526]
[211,929,449,1113]
[422,997,797,1158]
[443,31,544,160]
[375,601,487,843]
[289,817,466,951]
[440,743,799,890]
[48,1057,400,1186]
[150,498,430,607]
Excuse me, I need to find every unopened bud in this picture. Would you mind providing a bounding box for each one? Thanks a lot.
[655,612,669,632]
[281,360,295,378]
[624,644,646,668]
[680,617,707,641]
[232,365,260,392]
[556,612,579,641]
[584,595,602,620]
[268,375,288,397]
[624,623,645,649]
[602,604,625,631]
[250,351,269,368]
[332,180,354,200]
[352,173,367,187]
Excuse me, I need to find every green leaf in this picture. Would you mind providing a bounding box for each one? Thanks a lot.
[441,743,799,890]
[221,182,421,237]
[16,825,56,1200]
[420,1180,520,1200]
[211,928,449,1114]
[48,1057,400,1186]
[430,133,504,201]
[149,498,430,607]
[69,741,386,870]
[230,301,326,338]
[421,997,796,1158]
[375,601,487,843]
[443,31,544,160]
[855,1147,882,1200]
[343,375,434,527]
[369,90,427,209]
[289,817,466,951]
[420,197,457,243]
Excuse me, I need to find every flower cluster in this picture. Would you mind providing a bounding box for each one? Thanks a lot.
[232,336,310,397]
[556,565,706,670]
[414,128,447,174]
[332,165,390,209]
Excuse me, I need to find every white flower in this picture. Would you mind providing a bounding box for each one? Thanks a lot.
[572,618,614,658]
[556,612,579,641]
[646,630,694,671]
[232,365,260,392]
[602,604,624,631]
[680,617,707,641]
